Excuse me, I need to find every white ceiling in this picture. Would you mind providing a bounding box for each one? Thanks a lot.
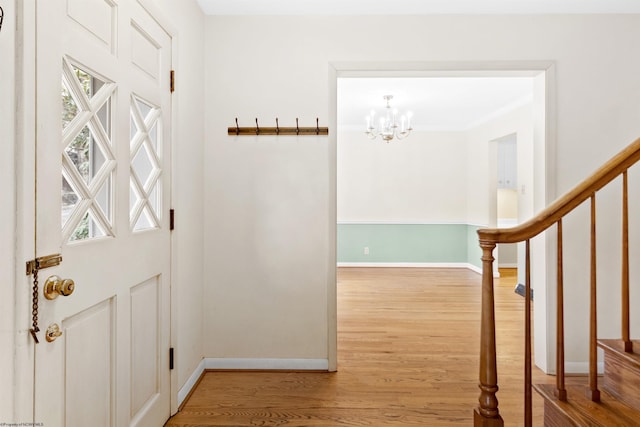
[338,77,533,131]
[196,0,640,15]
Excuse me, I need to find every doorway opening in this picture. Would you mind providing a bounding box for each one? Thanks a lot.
[329,63,554,374]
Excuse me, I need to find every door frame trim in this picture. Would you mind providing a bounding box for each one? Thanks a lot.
[327,61,557,373]
[13,0,38,421]
[0,0,19,421]
[136,0,180,415]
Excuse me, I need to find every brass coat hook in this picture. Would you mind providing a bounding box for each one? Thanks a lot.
[296,118,300,135]
[255,118,260,135]
[235,118,240,135]
[0,7,4,33]
[276,118,280,135]
[316,118,320,135]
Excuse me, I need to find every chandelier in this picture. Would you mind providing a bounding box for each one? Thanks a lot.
[365,95,413,142]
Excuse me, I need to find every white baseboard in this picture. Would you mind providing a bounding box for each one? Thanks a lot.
[565,361,604,375]
[204,358,329,371]
[336,262,497,278]
[178,358,206,407]
[338,262,471,269]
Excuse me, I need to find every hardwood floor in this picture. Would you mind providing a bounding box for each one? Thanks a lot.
[166,267,554,426]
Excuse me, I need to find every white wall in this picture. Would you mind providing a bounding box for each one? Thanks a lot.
[467,104,536,279]
[466,103,534,227]
[203,15,640,369]
[338,129,468,223]
[204,139,330,360]
[150,0,206,400]
[0,0,16,419]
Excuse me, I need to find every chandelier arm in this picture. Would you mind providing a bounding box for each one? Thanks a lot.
[394,128,412,140]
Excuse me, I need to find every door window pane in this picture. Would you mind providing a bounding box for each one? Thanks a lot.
[61,58,116,243]
[130,95,162,232]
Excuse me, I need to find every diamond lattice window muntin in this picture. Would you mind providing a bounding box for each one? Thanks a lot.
[61,57,116,242]
[130,95,162,231]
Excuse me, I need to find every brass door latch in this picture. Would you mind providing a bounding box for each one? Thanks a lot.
[26,253,62,276]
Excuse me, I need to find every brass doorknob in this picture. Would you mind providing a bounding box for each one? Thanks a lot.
[43,275,75,300]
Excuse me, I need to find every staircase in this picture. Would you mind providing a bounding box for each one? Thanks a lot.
[472,137,640,426]
[534,340,640,426]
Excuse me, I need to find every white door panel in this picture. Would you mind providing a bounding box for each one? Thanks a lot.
[34,1,172,426]
[62,299,116,427]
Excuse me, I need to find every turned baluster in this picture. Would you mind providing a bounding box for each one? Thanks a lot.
[474,240,504,427]
[622,171,631,352]
[556,219,567,400]
[524,239,532,427]
[589,195,601,402]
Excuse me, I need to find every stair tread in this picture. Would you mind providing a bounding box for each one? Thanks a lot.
[534,382,640,426]
[598,339,640,368]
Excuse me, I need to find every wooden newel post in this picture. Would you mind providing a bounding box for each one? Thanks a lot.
[474,239,504,427]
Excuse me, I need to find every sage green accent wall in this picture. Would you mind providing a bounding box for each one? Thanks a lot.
[467,225,483,269]
[338,224,483,264]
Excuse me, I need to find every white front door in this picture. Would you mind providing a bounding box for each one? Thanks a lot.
[33,1,172,426]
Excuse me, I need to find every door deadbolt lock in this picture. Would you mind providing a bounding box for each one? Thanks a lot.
[45,323,63,342]
[43,275,75,300]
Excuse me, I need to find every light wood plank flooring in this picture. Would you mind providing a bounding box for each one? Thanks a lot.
[166,267,554,426]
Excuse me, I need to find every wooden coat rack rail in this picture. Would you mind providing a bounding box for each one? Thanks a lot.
[228,118,328,136]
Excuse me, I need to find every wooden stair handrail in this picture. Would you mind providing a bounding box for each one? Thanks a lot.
[478,136,640,245]
[475,136,640,427]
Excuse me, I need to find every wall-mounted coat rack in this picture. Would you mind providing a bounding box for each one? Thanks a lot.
[228,118,328,136]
